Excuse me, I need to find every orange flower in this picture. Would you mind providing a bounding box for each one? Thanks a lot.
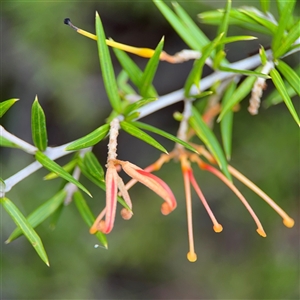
[137,146,294,262]
[90,159,177,234]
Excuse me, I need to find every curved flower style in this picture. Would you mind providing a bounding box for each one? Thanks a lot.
[134,145,294,262]
[90,159,177,234]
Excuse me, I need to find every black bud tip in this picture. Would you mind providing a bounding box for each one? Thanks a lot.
[64,18,71,25]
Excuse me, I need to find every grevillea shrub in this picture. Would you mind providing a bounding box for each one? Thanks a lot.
[1,1,298,265]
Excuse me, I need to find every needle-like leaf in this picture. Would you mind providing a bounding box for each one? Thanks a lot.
[270,68,300,126]
[73,191,108,248]
[1,197,49,266]
[6,190,67,242]
[190,107,231,180]
[66,124,110,151]
[140,37,164,97]
[220,81,236,160]
[36,151,92,197]
[31,96,48,151]
[0,98,19,118]
[120,121,168,154]
[131,121,198,153]
[95,12,122,112]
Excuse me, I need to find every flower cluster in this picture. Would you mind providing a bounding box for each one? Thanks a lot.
[90,118,294,262]
[90,118,176,235]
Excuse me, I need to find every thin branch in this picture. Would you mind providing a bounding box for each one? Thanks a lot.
[137,50,272,119]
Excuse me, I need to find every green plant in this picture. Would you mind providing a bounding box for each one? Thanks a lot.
[0,0,298,265]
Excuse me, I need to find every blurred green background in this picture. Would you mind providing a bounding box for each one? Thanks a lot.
[1,1,299,299]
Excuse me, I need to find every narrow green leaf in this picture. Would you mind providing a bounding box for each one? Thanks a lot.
[31,96,48,151]
[153,1,202,50]
[198,10,273,35]
[276,0,295,29]
[190,107,231,180]
[49,203,64,230]
[270,68,300,126]
[213,50,226,69]
[273,20,300,58]
[116,70,137,95]
[218,67,262,121]
[6,190,67,243]
[220,81,236,160]
[216,0,231,53]
[276,60,300,96]
[123,97,157,116]
[35,151,92,197]
[95,12,121,112]
[131,121,198,153]
[184,33,224,97]
[66,124,110,151]
[73,191,107,248]
[259,46,268,65]
[44,158,78,180]
[140,37,164,97]
[218,66,270,78]
[113,48,157,96]
[83,152,105,181]
[0,98,19,117]
[120,121,168,154]
[125,112,140,122]
[172,2,210,48]
[239,9,277,34]
[260,0,270,13]
[193,91,214,100]
[1,197,49,266]
[272,1,296,53]
[264,64,300,107]
[113,47,143,85]
[0,136,21,149]
[219,36,257,44]
[264,83,297,107]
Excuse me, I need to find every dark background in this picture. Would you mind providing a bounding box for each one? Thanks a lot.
[1,1,299,299]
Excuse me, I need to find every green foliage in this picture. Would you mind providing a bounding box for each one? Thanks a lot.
[82,152,105,182]
[184,32,224,96]
[120,121,168,154]
[139,37,164,97]
[35,151,91,197]
[95,12,122,113]
[1,197,49,266]
[113,48,157,97]
[190,107,231,180]
[132,121,198,153]
[153,1,208,50]
[6,190,67,242]
[73,191,107,248]
[220,81,236,160]
[0,98,19,118]
[270,68,300,126]
[66,124,110,151]
[218,67,263,121]
[264,64,300,107]
[0,137,21,149]
[1,0,298,268]
[31,96,48,151]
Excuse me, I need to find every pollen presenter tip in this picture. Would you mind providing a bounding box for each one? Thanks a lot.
[213,224,223,233]
[89,227,97,234]
[187,252,197,262]
[283,217,294,228]
[121,208,133,220]
[161,202,173,215]
[256,228,267,237]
